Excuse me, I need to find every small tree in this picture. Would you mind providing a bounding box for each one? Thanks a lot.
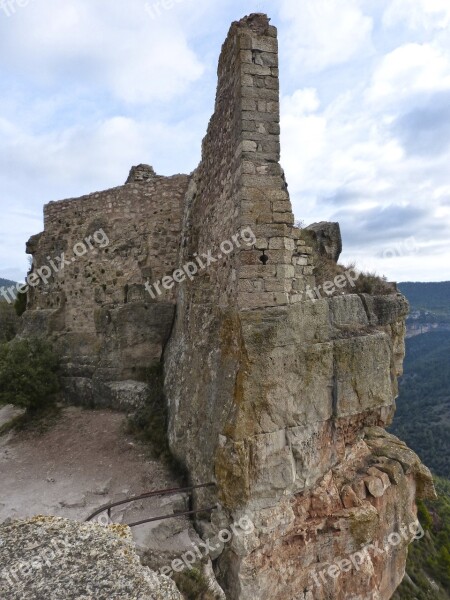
[0,338,60,412]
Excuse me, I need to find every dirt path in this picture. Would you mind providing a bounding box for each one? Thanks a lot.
[0,406,199,566]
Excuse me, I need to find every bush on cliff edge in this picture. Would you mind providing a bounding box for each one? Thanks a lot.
[127,363,187,478]
[0,337,60,412]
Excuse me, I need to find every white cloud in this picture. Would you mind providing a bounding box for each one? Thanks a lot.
[281,71,450,282]
[0,0,204,103]
[367,43,450,105]
[0,113,201,193]
[281,89,327,203]
[279,0,373,72]
[383,0,450,31]
[282,89,320,115]
[282,87,403,199]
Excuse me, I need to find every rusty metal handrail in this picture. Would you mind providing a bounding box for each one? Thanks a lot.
[127,506,217,528]
[85,482,216,528]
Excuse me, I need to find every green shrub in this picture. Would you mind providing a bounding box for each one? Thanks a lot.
[127,363,186,477]
[393,477,450,600]
[173,567,218,600]
[350,268,396,295]
[0,302,19,343]
[0,338,60,412]
[313,255,396,297]
[417,500,433,531]
[14,290,27,317]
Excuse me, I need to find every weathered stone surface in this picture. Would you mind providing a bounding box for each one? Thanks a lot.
[23,174,186,405]
[329,294,369,327]
[360,293,409,326]
[333,333,394,418]
[0,516,182,599]
[0,404,26,429]
[98,380,149,411]
[364,428,436,500]
[305,221,343,262]
[25,232,43,255]
[163,15,428,600]
[125,163,157,184]
[216,434,433,599]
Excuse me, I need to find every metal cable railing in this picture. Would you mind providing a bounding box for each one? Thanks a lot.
[85,482,216,528]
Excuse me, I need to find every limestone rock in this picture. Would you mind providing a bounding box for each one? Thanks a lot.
[364,428,436,500]
[329,294,369,328]
[0,516,183,600]
[25,232,42,255]
[0,404,26,429]
[360,293,409,326]
[98,380,148,412]
[340,484,362,508]
[305,221,343,262]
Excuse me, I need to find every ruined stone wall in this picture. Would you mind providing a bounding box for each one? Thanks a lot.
[24,168,189,405]
[164,14,314,493]
[234,15,315,310]
[164,14,434,600]
[164,16,256,491]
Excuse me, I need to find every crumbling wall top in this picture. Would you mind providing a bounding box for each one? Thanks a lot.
[125,164,158,184]
[236,13,274,35]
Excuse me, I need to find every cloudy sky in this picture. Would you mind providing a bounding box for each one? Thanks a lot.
[0,0,449,283]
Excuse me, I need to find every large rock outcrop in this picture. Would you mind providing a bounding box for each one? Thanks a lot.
[22,12,433,600]
[305,221,343,262]
[163,13,434,600]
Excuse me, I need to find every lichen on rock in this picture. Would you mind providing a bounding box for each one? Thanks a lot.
[0,516,182,600]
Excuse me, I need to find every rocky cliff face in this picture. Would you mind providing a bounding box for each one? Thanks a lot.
[22,12,433,600]
[164,13,434,600]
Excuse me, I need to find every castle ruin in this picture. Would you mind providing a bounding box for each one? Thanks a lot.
[23,14,433,600]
